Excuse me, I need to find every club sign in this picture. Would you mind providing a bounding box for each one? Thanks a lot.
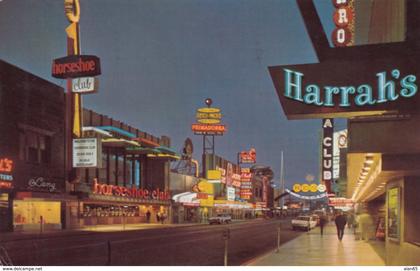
[322,118,334,194]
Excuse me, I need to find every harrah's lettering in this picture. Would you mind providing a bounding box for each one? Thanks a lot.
[92,179,170,200]
[283,68,417,107]
[52,55,101,79]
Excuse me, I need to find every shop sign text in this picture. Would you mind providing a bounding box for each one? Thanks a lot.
[72,77,97,94]
[322,118,334,193]
[332,0,354,47]
[283,69,417,107]
[73,138,100,168]
[92,179,170,200]
[52,55,101,79]
[191,123,226,135]
[28,177,57,192]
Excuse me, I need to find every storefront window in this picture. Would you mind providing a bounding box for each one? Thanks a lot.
[82,204,139,217]
[387,187,400,240]
[13,201,61,227]
[134,160,141,188]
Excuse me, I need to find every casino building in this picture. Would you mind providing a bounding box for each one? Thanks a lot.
[269,0,420,265]
[0,59,178,231]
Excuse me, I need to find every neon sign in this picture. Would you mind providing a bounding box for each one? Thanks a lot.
[331,0,354,47]
[239,148,256,164]
[92,179,170,201]
[0,158,13,172]
[52,55,101,79]
[283,68,417,107]
[0,158,13,183]
[191,123,226,135]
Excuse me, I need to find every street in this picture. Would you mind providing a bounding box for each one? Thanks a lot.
[1,218,303,266]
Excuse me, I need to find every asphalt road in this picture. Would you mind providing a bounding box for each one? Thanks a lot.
[1,218,304,266]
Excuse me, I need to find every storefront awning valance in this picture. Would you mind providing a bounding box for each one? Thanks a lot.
[155,146,179,155]
[82,126,113,138]
[125,146,161,155]
[172,192,200,206]
[146,153,180,161]
[96,126,137,139]
[102,138,140,148]
[134,137,160,148]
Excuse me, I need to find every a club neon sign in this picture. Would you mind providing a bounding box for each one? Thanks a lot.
[283,68,417,107]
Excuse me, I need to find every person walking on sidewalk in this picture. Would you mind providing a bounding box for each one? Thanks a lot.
[319,215,327,236]
[334,211,347,241]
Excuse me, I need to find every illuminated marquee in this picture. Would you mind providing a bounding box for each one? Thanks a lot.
[92,179,170,200]
[191,123,226,135]
[52,55,101,79]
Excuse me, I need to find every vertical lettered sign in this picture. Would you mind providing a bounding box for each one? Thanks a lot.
[322,118,334,194]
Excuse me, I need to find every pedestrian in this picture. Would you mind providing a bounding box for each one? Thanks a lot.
[146,210,151,223]
[319,215,327,236]
[347,212,355,229]
[334,211,347,241]
[160,213,166,224]
[156,212,160,223]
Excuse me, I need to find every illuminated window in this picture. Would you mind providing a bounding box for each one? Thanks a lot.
[387,187,400,240]
[19,130,51,164]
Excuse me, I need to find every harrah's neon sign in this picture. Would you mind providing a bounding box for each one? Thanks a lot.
[92,179,170,201]
[283,69,417,106]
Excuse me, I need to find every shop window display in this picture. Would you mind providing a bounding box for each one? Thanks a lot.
[387,187,400,240]
[82,204,139,217]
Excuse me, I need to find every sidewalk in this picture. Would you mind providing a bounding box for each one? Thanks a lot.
[246,224,386,266]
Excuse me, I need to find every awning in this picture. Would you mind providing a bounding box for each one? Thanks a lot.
[82,126,113,138]
[147,153,180,161]
[172,192,200,206]
[125,146,161,155]
[96,126,136,139]
[102,138,140,148]
[134,137,160,148]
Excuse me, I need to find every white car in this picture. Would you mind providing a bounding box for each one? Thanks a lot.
[209,214,232,224]
[291,215,317,231]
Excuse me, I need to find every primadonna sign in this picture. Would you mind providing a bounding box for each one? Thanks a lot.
[92,179,170,201]
[52,55,101,79]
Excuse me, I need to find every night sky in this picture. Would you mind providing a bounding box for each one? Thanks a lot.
[0,0,346,188]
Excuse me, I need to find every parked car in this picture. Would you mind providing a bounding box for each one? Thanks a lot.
[209,214,232,224]
[291,215,317,231]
